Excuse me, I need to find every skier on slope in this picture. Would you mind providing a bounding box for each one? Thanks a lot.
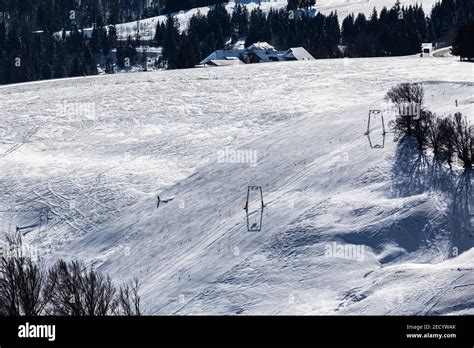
[156,195,174,209]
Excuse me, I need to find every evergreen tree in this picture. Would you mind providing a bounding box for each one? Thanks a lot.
[231,4,249,36]
[105,57,115,74]
[101,28,111,57]
[69,56,84,77]
[154,21,166,46]
[451,21,474,60]
[124,36,138,66]
[40,63,52,80]
[162,16,180,68]
[175,34,198,69]
[53,49,68,79]
[246,8,267,47]
[108,25,118,51]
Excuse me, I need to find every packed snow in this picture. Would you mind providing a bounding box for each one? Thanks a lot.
[0,54,473,314]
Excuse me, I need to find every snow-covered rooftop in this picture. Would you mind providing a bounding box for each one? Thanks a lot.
[247,42,276,51]
[283,47,315,61]
[200,50,243,65]
[208,59,245,67]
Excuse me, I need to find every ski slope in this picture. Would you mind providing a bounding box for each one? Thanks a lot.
[95,0,438,40]
[317,0,438,18]
[0,55,473,314]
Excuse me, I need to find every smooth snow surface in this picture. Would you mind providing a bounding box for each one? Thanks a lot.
[0,55,473,314]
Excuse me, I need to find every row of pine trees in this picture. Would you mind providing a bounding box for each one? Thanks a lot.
[0,0,229,30]
[0,0,473,84]
[154,0,474,69]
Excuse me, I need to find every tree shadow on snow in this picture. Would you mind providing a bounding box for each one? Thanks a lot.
[451,170,473,252]
[391,136,456,197]
[388,135,472,258]
[342,135,472,262]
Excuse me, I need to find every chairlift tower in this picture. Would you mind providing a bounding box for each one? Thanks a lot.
[365,110,386,136]
[244,186,264,232]
[365,110,386,149]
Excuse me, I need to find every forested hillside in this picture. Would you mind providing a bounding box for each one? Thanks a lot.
[0,0,472,84]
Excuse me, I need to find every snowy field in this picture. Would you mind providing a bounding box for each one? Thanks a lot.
[93,0,439,40]
[317,0,438,18]
[0,55,473,314]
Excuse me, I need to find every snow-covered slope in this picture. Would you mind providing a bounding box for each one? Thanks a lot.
[83,1,287,39]
[99,0,438,40]
[0,55,473,314]
[317,0,438,18]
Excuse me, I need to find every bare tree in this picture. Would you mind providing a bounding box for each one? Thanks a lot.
[386,83,426,146]
[451,113,473,169]
[413,110,431,150]
[0,249,20,315]
[386,82,424,105]
[1,234,142,316]
[426,115,456,166]
[82,266,116,316]
[48,260,117,316]
[113,278,141,316]
[0,234,54,316]
[48,260,83,315]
